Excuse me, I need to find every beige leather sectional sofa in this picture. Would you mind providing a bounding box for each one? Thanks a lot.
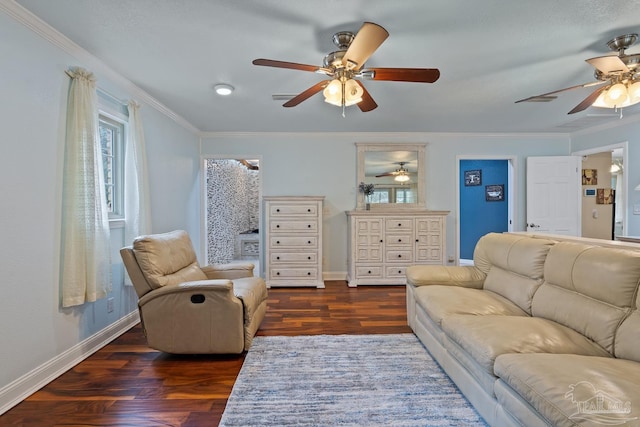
[406,232,640,426]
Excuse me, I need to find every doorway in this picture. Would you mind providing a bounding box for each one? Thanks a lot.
[572,142,628,240]
[202,157,261,274]
[457,157,516,264]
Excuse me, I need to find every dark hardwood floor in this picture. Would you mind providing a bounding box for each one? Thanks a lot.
[0,281,411,426]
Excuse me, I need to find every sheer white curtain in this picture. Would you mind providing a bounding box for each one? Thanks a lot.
[61,67,112,307]
[124,101,152,284]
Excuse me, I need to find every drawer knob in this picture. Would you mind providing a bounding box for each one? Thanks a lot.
[276,241,280,244]
[398,270,402,274]
[380,239,383,243]
[368,270,372,274]
[276,209,280,212]
[276,256,280,260]
[307,272,311,276]
[398,254,402,258]
[276,272,280,275]
[398,223,402,227]
[276,224,280,228]
[398,239,402,242]
[307,209,311,212]
[308,241,311,244]
[308,224,311,228]
[416,239,419,242]
[308,256,311,260]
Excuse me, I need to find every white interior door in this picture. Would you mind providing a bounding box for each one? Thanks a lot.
[526,156,581,235]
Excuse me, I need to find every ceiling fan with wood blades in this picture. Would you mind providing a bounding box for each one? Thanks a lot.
[516,34,640,114]
[375,162,411,182]
[252,22,440,114]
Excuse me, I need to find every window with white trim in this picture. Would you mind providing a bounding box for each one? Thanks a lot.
[99,114,125,218]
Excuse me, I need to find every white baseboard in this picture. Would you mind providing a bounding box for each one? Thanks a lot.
[0,310,140,415]
[323,271,348,281]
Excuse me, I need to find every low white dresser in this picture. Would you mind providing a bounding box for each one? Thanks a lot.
[264,196,325,288]
[346,209,448,287]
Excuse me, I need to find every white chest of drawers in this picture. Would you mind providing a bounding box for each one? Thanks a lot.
[346,210,448,287]
[264,196,325,288]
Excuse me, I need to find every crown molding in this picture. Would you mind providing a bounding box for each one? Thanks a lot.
[198,131,570,140]
[0,0,200,135]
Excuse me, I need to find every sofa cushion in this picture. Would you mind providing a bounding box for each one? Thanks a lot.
[495,353,640,427]
[533,242,640,354]
[615,290,640,362]
[414,286,527,327]
[475,233,555,314]
[133,230,207,289]
[442,315,611,375]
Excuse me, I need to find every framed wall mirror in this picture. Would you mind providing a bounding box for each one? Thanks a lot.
[356,142,426,210]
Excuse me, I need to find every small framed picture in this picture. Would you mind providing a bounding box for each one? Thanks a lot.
[485,184,504,202]
[584,188,596,197]
[464,169,482,186]
[596,188,615,205]
[582,169,598,185]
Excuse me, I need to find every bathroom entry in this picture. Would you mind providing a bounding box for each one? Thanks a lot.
[204,158,261,269]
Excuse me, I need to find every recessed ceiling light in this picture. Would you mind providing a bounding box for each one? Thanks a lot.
[214,83,234,96]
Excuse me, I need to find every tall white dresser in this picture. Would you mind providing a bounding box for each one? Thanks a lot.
[346,210,448,287]
[264,196,325,288]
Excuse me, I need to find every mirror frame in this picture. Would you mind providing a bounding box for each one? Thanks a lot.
[356,142,426,210]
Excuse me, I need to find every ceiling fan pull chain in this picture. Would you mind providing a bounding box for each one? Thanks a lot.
[342,80,346,118]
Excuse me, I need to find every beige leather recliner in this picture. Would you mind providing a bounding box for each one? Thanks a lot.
[120,230,268,354]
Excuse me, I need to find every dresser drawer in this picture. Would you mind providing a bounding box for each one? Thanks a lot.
[355,265,383,279]
[385,218,414,232]
[385,250,413,263]
[270,236,317,248]
[269,204,318,216]
[385,234,413,247]
[270,268,318,279]
[270,252,317,263]
[386,266,408,277]
[269,220,317,233]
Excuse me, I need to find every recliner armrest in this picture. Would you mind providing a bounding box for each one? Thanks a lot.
[138,279,236,306]
[406,265,486,289]
[201,263,255,279]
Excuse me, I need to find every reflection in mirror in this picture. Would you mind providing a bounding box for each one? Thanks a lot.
[365,150,418,204]
[356,143,426,210]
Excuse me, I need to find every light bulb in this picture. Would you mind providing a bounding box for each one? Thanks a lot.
[604,83,629,107]
[627,81,640,105]
[343,79,363,106]
[323,79,342,106]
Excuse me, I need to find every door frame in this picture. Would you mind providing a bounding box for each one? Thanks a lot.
[200,154,263,270]
[456,155,517,264]
[571,141,628,238]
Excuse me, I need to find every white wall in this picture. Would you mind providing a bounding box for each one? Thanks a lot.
[0,7,200,411]
[201,132,571,275]
[571,118,640,236]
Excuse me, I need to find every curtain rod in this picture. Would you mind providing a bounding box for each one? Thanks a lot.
[65,69,128,106]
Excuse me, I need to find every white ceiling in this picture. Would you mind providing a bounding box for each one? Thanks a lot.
[14,0,640,133]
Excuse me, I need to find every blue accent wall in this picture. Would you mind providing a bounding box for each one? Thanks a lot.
[460,160,509,259]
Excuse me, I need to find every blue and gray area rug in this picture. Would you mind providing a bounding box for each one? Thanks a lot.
[220,334,487,426]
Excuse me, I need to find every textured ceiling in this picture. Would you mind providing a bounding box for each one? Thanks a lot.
[14,0,640,133]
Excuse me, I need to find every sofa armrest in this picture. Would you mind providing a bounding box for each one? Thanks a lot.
[201,263,254,280]
[406,265,486,289]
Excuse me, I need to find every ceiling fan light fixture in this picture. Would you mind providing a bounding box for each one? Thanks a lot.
[214,83,234,96]
[628,81,640,103]
[394,173,410,182]
[323,79,343,106]
[344,79,363,106]
[603,83,628,107]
